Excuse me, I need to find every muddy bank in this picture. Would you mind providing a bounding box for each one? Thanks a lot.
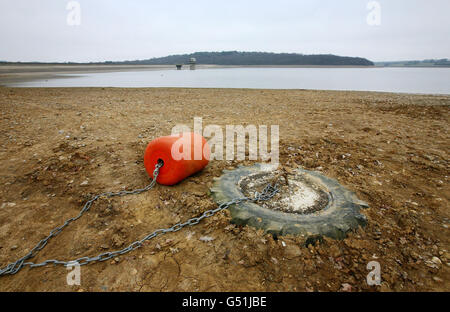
[0,64,216,85]
[0,87,448,291]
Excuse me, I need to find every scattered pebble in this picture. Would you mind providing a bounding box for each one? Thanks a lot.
[199,236,214,242]
[431,257,442,265]
[341,283,352,292]
[1,202,16,208]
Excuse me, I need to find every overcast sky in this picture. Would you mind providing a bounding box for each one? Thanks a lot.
[1,0,449,63]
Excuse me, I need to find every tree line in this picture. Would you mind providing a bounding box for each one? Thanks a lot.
[119,51,374,66]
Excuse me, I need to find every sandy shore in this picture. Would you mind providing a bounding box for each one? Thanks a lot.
[0,87,448,291]
[0,64,224,85]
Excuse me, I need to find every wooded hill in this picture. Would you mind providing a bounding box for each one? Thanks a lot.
[0,51,375,66]
[117,51,374,66]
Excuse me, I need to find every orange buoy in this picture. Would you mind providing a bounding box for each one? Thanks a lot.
[144,132,210,185]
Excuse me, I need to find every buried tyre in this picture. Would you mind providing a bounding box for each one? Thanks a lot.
[210,163,369,242]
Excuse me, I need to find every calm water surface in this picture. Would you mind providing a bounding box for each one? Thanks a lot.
[8,67,450,94]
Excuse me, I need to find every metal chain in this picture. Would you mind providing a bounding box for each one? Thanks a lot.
[0,161,279,276]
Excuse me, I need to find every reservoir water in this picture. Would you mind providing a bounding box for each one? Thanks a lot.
[7,67,450,94]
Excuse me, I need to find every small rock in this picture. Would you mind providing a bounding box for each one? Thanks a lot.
[10,245,18,250]
[433,276,443,282]
[80,180,89,186]
[373,231,382,240]
[284,245,302,258]
[330,245,341,258]
[341,283,352,292]
[112,234,125,248]
[425,260,439,269]
[199,236,214,242]
[380,283,391,292]
[2,202,16,208]
[432,256,442,265]
[401,271,408,280]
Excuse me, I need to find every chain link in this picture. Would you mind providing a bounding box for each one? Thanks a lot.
[0,161,278,276]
